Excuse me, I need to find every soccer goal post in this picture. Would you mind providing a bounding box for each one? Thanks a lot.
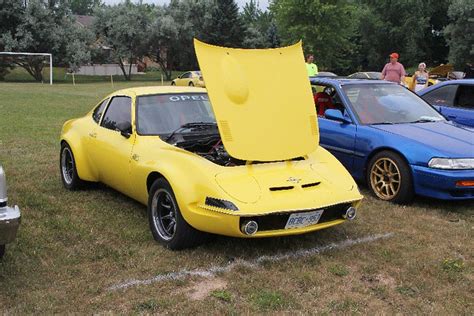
[0,52,53,85]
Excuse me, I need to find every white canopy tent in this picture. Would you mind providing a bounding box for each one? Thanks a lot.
[0,52,53,85]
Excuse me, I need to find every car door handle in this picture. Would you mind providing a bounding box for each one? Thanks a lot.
[447,115,457,119]
[132,154,139,161]
[89,132,97,138]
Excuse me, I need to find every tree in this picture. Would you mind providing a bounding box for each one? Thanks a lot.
[94,2,152,80]
[148,0,216,78]
[355,0,452,72]
[444,0,474,68]
[0,0,25,80]
[241,0,277,48]
[148,6,180,80]
[271,0,359,73]
[1,0,91,81]
[267,22,281,48]
[200,0,245,47]
[70,0,102,15]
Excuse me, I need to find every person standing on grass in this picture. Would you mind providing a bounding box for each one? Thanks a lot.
[464,63,474,78]
[410,62,429,92]
[305,54,319,77]
[381,52,406,85]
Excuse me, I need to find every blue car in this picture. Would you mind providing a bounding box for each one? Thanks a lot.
[417,79,474,127]
[310,78,474,203]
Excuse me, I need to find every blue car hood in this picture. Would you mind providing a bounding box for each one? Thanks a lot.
[371,122,474,158]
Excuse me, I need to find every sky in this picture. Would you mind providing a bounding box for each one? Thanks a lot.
[103,0,270,10]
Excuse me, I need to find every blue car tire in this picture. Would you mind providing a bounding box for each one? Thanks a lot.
[367,151,415,204]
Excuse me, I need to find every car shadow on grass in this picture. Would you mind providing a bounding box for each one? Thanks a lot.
[85,182,378,262]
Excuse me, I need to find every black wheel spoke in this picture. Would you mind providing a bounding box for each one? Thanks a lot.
[152,190,178,241]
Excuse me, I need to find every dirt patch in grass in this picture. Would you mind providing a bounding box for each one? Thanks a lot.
[183,277,227,301]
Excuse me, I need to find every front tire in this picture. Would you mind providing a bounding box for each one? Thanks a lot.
[171,81,176,86]
[60,142,84,190]
[147,178,207,250]
[188,82,194,86]
[367,151,414,204]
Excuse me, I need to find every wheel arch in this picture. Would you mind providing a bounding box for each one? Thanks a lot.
[146,171,167,193]
[364,147,412,180]
[60,136,97,182]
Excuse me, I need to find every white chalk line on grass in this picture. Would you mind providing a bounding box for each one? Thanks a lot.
[108,232,394,291]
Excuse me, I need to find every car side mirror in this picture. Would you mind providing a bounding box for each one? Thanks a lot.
[324,109,351,123]
[116,121,132,138]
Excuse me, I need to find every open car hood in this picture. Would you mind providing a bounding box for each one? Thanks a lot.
[194,39,318,162]
[429,64,453,77]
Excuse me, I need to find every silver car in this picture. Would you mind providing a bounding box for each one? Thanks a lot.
[0,166,20,258]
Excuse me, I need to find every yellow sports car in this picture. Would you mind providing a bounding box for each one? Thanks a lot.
[59,40,362,249]
[171,71,205,87]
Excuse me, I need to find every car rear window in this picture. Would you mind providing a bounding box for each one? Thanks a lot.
[92,99,108,123]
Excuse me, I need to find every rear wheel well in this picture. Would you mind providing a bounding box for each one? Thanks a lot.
[147,172,166,193]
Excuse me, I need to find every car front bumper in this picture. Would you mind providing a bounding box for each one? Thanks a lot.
[0,205,21,245]
[412,165,474,200]
[184,201,359,238]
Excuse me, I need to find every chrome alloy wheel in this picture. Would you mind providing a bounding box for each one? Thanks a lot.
[151,189,177,241]
[61,146,74,185]
[370,157,401,200]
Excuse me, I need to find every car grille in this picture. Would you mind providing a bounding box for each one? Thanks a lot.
[239,203,352,231]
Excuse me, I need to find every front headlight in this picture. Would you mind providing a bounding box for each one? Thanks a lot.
[428,158,474,170]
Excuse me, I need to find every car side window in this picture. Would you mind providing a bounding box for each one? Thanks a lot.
[101,96,132,131]
[313,84,349,120]
[422,85,458,107]
[455,85,474,109]
[181,72,191,79]
[92,99,109,124]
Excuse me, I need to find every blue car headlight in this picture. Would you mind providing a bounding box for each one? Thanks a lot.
[428,158,474,170]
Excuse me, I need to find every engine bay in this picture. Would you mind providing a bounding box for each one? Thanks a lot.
[168,132,245,166]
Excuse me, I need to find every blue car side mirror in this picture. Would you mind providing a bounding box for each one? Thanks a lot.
[324,109,351,123]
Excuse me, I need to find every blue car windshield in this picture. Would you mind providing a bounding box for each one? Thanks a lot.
[342,84,445,124]
[136,93,216,135]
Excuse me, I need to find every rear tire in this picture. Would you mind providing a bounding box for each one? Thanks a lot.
[366,151,414,204]
[188,82,194,86]
[60,142,84,190]
[147,178,207,250]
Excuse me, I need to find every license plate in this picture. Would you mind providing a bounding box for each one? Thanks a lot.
[285,210,324,229]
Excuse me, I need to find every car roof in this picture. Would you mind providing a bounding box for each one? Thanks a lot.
[432,79,474,85]
[417,79,474,95]
[109,86,207,97]
[310,77,394,86]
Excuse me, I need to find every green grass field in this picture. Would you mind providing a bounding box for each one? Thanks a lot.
[3,66,182,84]
[0,82,473,314]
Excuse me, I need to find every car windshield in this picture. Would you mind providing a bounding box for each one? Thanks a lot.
[342,83,445,124]
[136,93,216,135]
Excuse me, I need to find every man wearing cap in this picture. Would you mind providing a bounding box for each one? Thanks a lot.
[381,53,406,84]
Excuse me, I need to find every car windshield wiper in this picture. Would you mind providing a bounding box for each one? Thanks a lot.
[408,118,440,123]
[372,121,394,125]
[165,122,217,142]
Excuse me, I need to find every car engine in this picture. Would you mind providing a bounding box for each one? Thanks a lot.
[171,134,245,166]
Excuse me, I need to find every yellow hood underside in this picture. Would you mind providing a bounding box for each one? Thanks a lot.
[194,39,319,162]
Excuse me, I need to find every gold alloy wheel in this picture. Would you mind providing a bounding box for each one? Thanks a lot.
[370,157,401,200]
